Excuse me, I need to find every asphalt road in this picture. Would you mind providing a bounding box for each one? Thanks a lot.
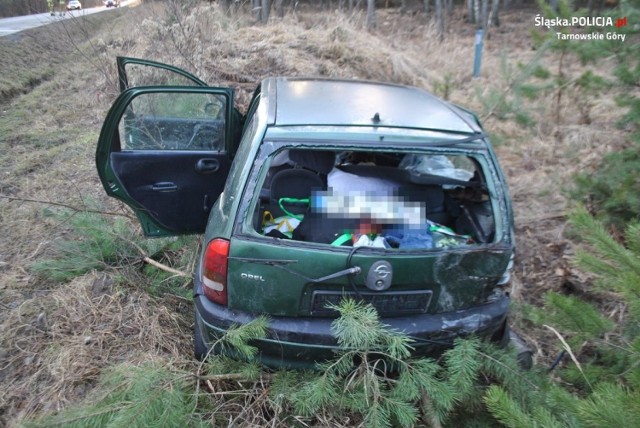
[0,3,126,37]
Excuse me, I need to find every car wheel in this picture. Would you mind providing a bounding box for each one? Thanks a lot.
[194,312,208,361]
[492,319,510,348]
[516,348,534,371]
[491,322,533,370]
[504,325,534,370]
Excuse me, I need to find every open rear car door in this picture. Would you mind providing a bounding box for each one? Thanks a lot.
[96,57,242,236]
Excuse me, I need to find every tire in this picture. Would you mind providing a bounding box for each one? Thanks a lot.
[492,322,533,370]
[491,319,510,348]
[516,348,533,371]
[194,312,208,361]
[505,325,534,370]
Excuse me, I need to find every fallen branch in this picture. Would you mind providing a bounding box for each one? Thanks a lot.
[143,256,190,278]
[196,373,250,382]
[116,235,191,278]
[0,194,134,220]
[3,194,192,278]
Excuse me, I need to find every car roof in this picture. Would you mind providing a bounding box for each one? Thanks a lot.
[266,77,481,134]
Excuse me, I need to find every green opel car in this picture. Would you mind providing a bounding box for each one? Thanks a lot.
[96,57,516,368]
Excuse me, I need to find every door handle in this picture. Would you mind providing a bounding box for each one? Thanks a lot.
[152,182,178,192]
[195,158,220,174]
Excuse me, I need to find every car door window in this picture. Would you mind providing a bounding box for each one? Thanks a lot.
[121,64,206,88]
[116,57,207,91]
[120,92,228,152]
[98,88,237,236]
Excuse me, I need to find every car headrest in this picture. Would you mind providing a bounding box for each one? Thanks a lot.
[288,149,335,174]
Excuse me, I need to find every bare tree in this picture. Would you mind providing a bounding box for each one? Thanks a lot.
[219,0,231,14]
[252,0,260,20]
[467,0,500,28]
[348,0,363,12]
[435,0,444,41]
[261,0,271,23]
[474,0,481,27]
[481,0,488,30]
[399,0,408,14]
[367,0,376,29]
[275,0,285,17]
[467,0,474,23]
[490,0,500,27]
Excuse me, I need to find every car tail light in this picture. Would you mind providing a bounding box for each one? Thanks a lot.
[202,238,229,306]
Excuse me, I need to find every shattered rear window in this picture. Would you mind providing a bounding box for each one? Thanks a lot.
[250,147,496,249]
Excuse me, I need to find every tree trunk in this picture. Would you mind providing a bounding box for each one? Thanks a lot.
[481,0,489,31]
[231,0,240,14]
[490,0,500,27]
[252,0,260,21]
[423,0,430,16]
[275,0,284,17]
[261,0,270,23]
[219,0,231,14]
[400,0,407,14]
[435,0,444,41]
[467,0,475,23]
[366,0,376,29]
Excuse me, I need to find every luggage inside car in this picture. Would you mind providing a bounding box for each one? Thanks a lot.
[256,149,495,248]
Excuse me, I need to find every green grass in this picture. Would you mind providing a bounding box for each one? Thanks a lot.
[23,362,207,428]
[30,208,197,298]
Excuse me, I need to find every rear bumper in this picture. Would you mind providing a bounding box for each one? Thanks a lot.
[194,283,509,369]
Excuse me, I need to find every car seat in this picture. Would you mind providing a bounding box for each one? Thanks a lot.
[269,168,325,218]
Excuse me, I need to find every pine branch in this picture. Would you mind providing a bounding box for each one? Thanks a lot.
[484,385,535,428]
[477,349,540,391]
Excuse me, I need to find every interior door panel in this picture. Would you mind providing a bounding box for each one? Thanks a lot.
[111,151,230,234]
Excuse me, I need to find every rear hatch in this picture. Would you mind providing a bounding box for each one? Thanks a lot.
[226,144,513,318]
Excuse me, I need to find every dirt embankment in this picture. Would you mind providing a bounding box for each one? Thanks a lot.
[0,2,630,426]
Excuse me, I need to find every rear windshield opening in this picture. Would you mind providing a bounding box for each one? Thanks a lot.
[252,148,495,249]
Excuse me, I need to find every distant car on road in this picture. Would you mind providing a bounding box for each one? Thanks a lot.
[105,0,120,7]
[67,0,81,10]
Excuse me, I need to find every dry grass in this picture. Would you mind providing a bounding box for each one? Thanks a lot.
[0,272,192,422]
[0,1,634,426]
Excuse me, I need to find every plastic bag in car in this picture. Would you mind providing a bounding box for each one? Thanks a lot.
[399,154,474,181]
